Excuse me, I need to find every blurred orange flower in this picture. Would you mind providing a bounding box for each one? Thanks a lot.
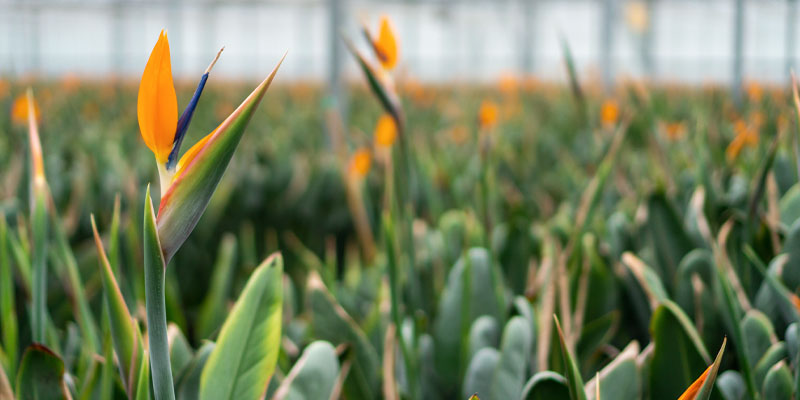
[498,73,518,95]
[726,120,758,161]
[349,148,372,178]
[374,114,397,147]
[478,100,499,130]
[449,124,469,144]
[0,79,8,100]
[373,16,398,70]
[11,93,40,125]
[600,99,619,127]
[661,121,687,141]
[746,82,762,103]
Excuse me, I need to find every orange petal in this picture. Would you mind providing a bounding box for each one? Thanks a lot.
[137,30,178,164]
[174,128,215,179]
[374,16,398,70]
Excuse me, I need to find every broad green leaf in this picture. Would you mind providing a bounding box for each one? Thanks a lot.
[200,253,283,400]
[716,371,745,400]
[462,348,499,400]
[577,312,619,365]
[753,342,786,389]
[467,316,499,360]
[273,341,340,400]
[761,362,792,399]
[489,316,533,399]
[15,344,69,400]
[740,310,776,369]
[522,371,571,400]
[645,191,694,290]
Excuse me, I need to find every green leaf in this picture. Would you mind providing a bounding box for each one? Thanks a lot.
[195,234,237,340]
[467,316,499,360]
[169,324,194,378]
[645,191,694,290]
[434,248,502,387]
[649,301,712,400]
[136,351,152,400]
[462,348,499,399]
[143,186,176,400]
[753,342,786,389]
[555,316,588,400]
[273,341,340,400]
[50,200,99,354]
[521,371,571,400]
[15,344,69,400]
[761,362,793,399]
[157,56,284,262]
[307,270,380,400]
[200,253,283,400]
[176,342,214,400]
[91,214,144,397]
[489,316,533,399]
[740,310,776,369]
[0,216,17,383]
[585,341,640,400]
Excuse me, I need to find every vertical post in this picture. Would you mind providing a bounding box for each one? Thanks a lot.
[640,0,654,79]
[732,0,744,103]
[787,0,797,79]
[328,0,347,126]
[600,0,615,91]
[520,0,535,74]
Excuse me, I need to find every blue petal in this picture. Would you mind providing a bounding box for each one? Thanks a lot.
[166,72,208,170]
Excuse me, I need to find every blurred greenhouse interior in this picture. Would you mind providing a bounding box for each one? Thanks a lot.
[1,0,799,89]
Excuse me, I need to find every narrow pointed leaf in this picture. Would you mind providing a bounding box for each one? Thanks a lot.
[555,316,588,400]
[91,214,143,395]
[157,55,284,262]
[0,216,17,382]
[199,253,283,400]
[135,351,151,400]
[195,234,237,340]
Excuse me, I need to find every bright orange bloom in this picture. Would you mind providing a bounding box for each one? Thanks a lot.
[373,16,398,70]
[374,114,397,147]
[137,30,178,164]
[348,148,372,178]
[478,100,499,130]
[600,99,619,127]
[11,93,40,125]
[677,364,712,400]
